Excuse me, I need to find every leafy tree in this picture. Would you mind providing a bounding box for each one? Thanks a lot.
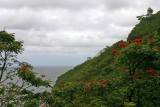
[147,7,153,17]
[0,30,51,107]
[113,31,160,106]
[136,7,154,21]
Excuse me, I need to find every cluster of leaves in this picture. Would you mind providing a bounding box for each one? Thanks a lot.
[17,64,50,87]
[49,79,109,107]
[0,30,23,54]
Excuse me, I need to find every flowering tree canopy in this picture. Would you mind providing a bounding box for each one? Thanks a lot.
[112,31,160,106]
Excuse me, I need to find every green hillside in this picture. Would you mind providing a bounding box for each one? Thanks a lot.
[127,11,160,40]
[50,10,160,106]
[55,10,160,88]
[54,41,122,87]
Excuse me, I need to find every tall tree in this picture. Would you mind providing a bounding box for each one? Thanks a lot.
[0,30,50,107]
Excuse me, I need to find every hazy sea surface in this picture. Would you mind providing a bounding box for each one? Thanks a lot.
[33,66,74,84]
[31,66,74,92]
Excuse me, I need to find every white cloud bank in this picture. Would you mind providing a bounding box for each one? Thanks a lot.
[0,0,160,65]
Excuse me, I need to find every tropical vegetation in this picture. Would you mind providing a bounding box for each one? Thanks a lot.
[1,8,160,107]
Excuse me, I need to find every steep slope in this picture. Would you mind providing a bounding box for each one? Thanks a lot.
[127,11,160,40]
[54,41,123,87]
[54,11,160,88]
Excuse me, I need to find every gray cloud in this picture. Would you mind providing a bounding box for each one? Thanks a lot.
[0,0,100,10]
[0,0,160,57]
[0,8,68,30]
[0,0,135,10]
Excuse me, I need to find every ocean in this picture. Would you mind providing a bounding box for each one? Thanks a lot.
[32,66,74,92]
[33,66,74,84]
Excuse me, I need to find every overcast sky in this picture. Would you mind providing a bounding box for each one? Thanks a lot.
[0,0,160,66]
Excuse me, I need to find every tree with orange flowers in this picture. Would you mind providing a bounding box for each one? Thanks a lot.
[113,31,160,106]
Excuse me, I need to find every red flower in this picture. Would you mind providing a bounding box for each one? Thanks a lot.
[146,69,154,73]
[154,74,159,76]
[130,38,143,43]
[41,74,46,78]
[147,38,153,41]
[138,74,142,79]
[119,42,127,47]
[60,84,64,87]
[86,86,92,90]
[130,75,134,79]
[111,60,115,63]
[112,49,118,54]
[99,79,107,85]
[21,67,27,71]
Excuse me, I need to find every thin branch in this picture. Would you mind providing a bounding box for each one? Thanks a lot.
[0,73,17,84]
[0,52,7,81]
